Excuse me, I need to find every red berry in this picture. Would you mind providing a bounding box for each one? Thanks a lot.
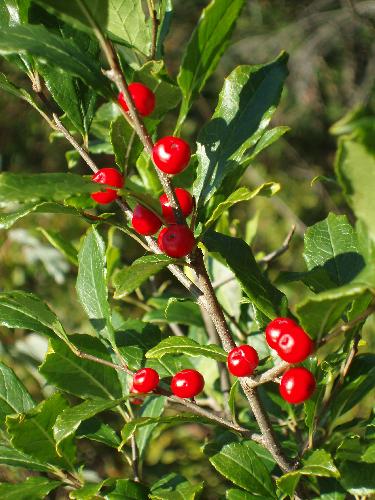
[130,384,143,405]
[158,225,195,258]
[132,368,159,393]
[132,204,162,235]
[265,317,298,349]
[227,345,259,377]
[91,168,124,204]
[279,367,316,404]
[276,326,314,363]
[152,136,191,175]
[171,369,204,398]
[118,82,155,116]
[160,188,193,223]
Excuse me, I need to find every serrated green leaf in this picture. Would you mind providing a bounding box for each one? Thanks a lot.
[38,227,78,266]
[0,444,52,472]
[193,53,288,211]
[146,336,227,362]
[150,473,203,500]
[39,335,122,400]
[113,254,174,298]
[0,476,60,500]
[203,231,287,320]
[0,361,34,424]
[6,393,76,469]
[176,0,245,129]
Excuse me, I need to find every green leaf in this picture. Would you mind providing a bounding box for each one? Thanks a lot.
[0,361,34,424]
[0,477,60,500]
[340,461,375,495]
[39,335,122,400]
[227,490,270,500]
[54,398,123,453]
[176,0,245,129]
[76,417,120,448]
[204,183,280,230]
[150,473,203,500]
[113,254,174,298]
[35,0,152,55]
[193,52,288,210]
[303,213,363,287]
[38,227,78,266]
[0,172,99,203]
[156,0,173,59]
[70,481,110,500]
[335,138,375,242]
[203,231,287,321]
[209,441,276,497]
[6,393,76,469]
[0,25,111,96]
[146,336,227,362]
[0,444,52,472]
[0,290,71,345]
[0,73,45,115]
[77,226,114,343]
[106,479,149,499]
[243,126,290,163]
[136,395,166,458]
[143,298,204,328]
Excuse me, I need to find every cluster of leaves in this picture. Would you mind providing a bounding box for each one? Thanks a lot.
[0,0,374,498]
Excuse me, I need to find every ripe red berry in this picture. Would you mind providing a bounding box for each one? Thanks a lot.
[265,317,298,349]
[227,345,259,377]
[157,224,195,258]
[91,168,124,204]
[118,82,155,116]
[160,188,193,224]
[279,367,316,404]
[132,368,159,393]
[152,136,191,175]
[171,369,204,398]
[276,326,314,363]
[132,204,162,235]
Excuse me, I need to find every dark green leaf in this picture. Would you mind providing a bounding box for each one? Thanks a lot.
[0,361,34,424]
[156,0,173,59]
[0,444,52,472]
[340,461,375,495]
[143,298,204,328]
[150,473,203,500]
[0,477,60,500]
[38,227,78,266]
[227,489,270,500]
[203,231,287,320]
[70,481,109,500]
[76,417,120,448]
[113,254,174,298]
[136,395,165,458]
[146,336,227,362]
[106,479,149,499]
[176,0,245,129]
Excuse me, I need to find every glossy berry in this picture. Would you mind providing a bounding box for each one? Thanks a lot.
[91,168,124,204]
[132,204,162,235]
[279,367,316,404]
[130,384,143,405]
[265,317,298,349]
[152,136,191,175]
[118,82,155,116]
[171,369,205,399]
[227,345,259,377]
[157,224,195,258]
[132,368,159,393]
[160,188,193,223]
[277,326,314,364]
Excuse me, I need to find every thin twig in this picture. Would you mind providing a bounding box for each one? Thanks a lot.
[259,225,296,265]
[147,0,159,60]
[76,350,133,375]
[130,435,141,482]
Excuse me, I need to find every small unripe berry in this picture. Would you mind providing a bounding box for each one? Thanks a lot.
[277,326,314,364]
[265,317,298,350]
[279,367,316,404]
[171,369,205,398]
[152,136,191,175]
[118,82,155,116]
[91,168,124,204]
[157,224,195,258]
[132,368,159,393]
[132,204,162,235]
[160,188,193,223]
[227,345,259,377]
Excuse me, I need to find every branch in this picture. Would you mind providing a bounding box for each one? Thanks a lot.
[259,225,296,265]
[147,0,159,60]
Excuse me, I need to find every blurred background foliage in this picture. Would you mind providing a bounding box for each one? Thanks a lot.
[0,1,374,497]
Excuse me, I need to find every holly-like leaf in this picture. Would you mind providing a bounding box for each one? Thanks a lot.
[77,226,114,343]
[203,231,287,321]
[150,473,203,500]
[0,362,34,424]
[6,393,76,469]
[113,254,174,298]
[146,336,227,362]
[0,444,52,472]
[176,0,245,129]
[76,418,120,448]
[193,52,288,211]
[0,477,60,500]
[39,335,123,400]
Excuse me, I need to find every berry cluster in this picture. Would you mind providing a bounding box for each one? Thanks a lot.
[226,317,316,404]
[90,82,196,259]
[130,367,205,403]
